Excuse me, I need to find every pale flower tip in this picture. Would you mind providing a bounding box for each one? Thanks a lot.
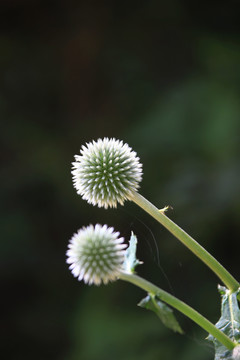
[66,224,126,286]
[72,138,143,208]
[233,345,240,360]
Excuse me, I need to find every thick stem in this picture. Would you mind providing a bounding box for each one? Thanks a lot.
[129,191,239,293]
[119,272,237,350]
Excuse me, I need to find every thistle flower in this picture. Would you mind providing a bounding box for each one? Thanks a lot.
[72,138,142,208]
[66,224,127,285]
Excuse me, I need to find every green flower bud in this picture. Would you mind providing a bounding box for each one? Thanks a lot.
[72,138,143,208]
[66,224,127,285]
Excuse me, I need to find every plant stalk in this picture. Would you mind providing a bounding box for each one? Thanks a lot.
[129,191,239,293]
[119,272,237,350]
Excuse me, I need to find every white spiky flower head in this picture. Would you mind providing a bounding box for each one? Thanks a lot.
[66,224,127,285]
[72,138,143,208]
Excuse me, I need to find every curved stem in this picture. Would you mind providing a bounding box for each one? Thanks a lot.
[129,191,239,293]
[119,272,237,350]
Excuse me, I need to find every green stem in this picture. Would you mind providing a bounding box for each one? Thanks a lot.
[129,191,239,293]
[119,272,237,350]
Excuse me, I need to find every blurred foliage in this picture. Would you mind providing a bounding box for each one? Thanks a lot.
[1,1,240,360]
[208,286,240,360]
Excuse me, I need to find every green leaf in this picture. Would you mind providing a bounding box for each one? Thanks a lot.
[122,232,142,274]
[207,286,240,360]
[138,294,184,334]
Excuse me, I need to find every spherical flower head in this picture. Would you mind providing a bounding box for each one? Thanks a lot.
[72,138,143,208]
[66,224,127,285]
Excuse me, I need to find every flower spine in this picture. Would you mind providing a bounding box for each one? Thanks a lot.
[72,138,143,208]
[66,224,127,285]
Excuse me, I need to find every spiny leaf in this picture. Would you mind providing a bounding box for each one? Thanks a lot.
[138,294,184,334]
[122,232,142,274]
[207,286,240,360]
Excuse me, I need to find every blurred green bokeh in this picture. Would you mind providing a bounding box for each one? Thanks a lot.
[1,1,240,360]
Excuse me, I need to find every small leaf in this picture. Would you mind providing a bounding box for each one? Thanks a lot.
[207,286,240,360]
[158,205,172,214]
[138,294,184,334]
[122,232,142,274]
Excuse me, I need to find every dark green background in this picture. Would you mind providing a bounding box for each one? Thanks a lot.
[1,1,240,359]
